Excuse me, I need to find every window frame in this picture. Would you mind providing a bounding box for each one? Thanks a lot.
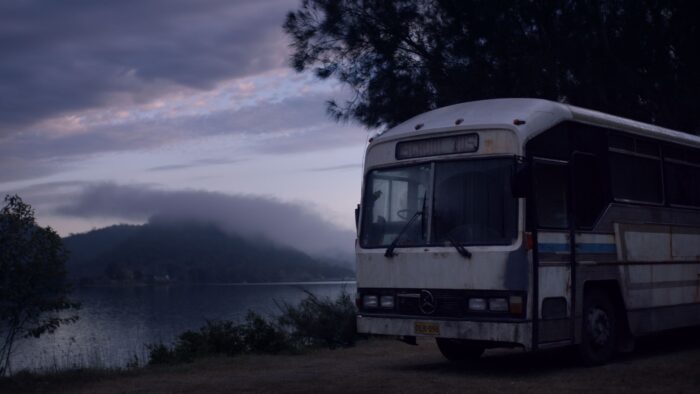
[430,157,520,247]
[607,132,666,206]
[531,157,570,230]
[359,162,434,249]
[359,156,520,249]
[662,145,700,209]
[571,151,609,230]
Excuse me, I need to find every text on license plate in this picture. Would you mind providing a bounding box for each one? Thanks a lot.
[414,321,440,336]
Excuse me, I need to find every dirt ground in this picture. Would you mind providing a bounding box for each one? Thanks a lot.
[3,328,700,394]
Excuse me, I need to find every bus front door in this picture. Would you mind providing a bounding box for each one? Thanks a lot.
[532,158,574,346]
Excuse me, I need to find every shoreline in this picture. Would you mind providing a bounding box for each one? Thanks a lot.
[73,279,357,288]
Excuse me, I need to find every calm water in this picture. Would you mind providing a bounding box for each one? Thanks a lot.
[11,282,356,373]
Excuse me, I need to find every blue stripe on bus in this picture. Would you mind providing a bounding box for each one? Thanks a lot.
[538,243,616,254]
[538,243,569,253]
[577,243,617,254]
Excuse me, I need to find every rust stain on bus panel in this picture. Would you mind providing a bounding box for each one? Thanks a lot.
[482,138,494,153]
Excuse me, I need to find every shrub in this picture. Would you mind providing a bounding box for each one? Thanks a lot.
[145,343,177,365]
[278,290,357,348]
[147,290,359,365]
[148,313,290,365]
[240,312,291,354]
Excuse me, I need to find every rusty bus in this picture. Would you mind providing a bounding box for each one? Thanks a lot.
[354,99,700,365]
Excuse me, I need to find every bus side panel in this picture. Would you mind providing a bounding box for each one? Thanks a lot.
[615,223,700,334]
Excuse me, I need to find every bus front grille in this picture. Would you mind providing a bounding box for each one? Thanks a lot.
[358,288,526,319]
[397,289,467,318]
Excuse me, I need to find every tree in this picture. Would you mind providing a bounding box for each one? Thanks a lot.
[0,195,78,375]
[284,0,700,133]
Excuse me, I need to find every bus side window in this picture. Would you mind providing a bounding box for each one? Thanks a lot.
[573,153,608,229]
[533,162,569,229]
[608,133,663,204]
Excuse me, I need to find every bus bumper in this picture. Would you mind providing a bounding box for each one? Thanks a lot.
[357,315,532,350]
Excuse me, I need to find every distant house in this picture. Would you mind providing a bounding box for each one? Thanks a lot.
[152,274,171,284]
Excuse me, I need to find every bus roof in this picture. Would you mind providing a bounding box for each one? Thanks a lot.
[375,98,700,149]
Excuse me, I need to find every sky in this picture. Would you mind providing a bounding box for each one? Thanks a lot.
[0,0,370,258]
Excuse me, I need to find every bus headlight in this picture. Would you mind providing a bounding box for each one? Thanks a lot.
[468,298,487,311]
[363,295,378,308]
[488,298,509,312]
[380,295,395,309]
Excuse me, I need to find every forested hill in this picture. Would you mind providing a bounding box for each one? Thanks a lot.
[63,222,354,284]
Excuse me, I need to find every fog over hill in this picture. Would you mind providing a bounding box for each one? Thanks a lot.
[55,183,356,267]
[64,221,354,284]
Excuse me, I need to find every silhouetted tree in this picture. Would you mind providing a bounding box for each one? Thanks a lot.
[284,0,700,133]
[0,195,78,375]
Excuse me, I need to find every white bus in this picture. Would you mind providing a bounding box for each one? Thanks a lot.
[355,98,700,365]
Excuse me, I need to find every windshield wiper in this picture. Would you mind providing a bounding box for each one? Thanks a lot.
[385,194,427,258]
[384,210,423,258]
[445,233,472,259]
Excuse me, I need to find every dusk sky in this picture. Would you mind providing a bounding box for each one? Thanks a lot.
[1,0,369,255]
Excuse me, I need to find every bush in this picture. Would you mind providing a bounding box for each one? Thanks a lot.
[239,312,290,354]
[148,312,291,365]
[147,290,359,365]
[146,343,177,365]
[278,291,357,348]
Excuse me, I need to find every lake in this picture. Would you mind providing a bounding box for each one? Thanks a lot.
[10,281,356,373]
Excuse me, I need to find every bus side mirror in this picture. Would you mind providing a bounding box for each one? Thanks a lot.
[355,204,360,231]
[511,162,531,198]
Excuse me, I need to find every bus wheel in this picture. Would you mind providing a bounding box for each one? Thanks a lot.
[579,289,617,366]
[436,338,484,362]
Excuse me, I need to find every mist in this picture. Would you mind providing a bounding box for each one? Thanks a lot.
[56,183,356,261]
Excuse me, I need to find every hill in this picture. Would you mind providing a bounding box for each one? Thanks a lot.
[63,221,354,284]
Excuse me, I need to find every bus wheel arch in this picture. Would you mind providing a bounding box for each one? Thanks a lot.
[578,281,632,365]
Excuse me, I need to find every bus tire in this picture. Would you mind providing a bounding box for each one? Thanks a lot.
[436,338,485,362]
[578,289,617,366]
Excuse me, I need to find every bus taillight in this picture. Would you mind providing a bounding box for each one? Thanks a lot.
[509,295,524,315]
[525,232,534,250]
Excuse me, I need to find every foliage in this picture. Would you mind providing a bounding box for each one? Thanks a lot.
[278,290,357,348]
[242,311,292,354]
[148,291,358,365]
[148,312,291,364]
[284,0,700,133]
[0,195,79,375]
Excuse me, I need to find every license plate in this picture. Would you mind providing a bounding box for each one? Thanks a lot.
[414,321,440,336]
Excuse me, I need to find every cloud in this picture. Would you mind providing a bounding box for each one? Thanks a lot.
[0,157,63,183]
[55,183,356,259]
[147,158,245,172]
[1,93,360,161]
[0,91,368,182]
[1,180,89,209]
[306,163,363,172]
[0,0,298,134]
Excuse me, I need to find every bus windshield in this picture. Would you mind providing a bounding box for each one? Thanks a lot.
[360,158,517,248]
